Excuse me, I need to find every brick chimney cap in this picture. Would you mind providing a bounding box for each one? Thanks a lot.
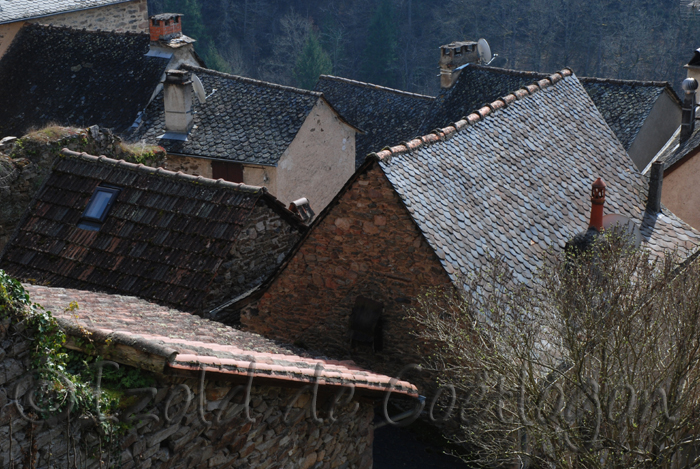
[592,177,606,189]
[683,77,699,92]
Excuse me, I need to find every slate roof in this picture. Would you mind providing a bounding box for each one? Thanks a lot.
[0,150,305,311]
[0,24,169,138]
[130,65,324,166]
[580,77,679,150]
[655,126,700,172]
[418,64,548,135]
[26,284,417,396]
[0,0,130,24]
[372,70,700,284]
[314,75,434,168]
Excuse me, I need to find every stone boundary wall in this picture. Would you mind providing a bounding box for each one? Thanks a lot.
[27,0,149,34]
[164,154,213,179]
[0,318,375,468]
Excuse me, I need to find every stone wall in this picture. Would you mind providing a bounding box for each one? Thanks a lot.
[205,202,305,321]
[242,161,452,390]
[0,318,375,468]
[27,0,149,34]
[164,154,213,179]
[0,126,165,253]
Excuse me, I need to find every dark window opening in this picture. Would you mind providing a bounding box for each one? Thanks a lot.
[350,296,384,352]
[78,186,120,231]
[212,161,244,183]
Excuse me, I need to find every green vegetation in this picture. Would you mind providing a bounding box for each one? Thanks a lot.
[294,32,333,90]
[147,0,700,94]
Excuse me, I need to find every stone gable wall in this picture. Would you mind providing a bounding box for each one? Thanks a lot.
[0,317,374,468]
[27,0,149,34]
[205,202,304,321]
[241,161,452,389]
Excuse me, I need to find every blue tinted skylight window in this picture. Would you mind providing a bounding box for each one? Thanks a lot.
[81,186,120,223]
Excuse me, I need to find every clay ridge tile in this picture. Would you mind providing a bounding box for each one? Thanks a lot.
[372,69,573,161]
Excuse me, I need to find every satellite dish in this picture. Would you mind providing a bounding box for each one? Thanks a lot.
[477,38,492,65]
[192,74,206,104]
[602,214,642,248]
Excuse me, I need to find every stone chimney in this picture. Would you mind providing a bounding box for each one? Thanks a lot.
[163,69,193,134]
[681,77,698,143]
[439,41,479,89]
[150,13,184,42]
[588,178,606,232]
[646,162,664,214]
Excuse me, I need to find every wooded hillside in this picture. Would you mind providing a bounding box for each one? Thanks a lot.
[148,0,700,95]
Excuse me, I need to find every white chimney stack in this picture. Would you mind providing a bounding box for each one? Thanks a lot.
[163,69,193,135]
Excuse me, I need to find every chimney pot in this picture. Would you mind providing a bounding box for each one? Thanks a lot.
[646,162,664,214]
[588,178,606,232]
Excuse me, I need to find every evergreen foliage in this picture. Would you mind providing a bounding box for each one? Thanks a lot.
[359,0,399,88]
[293,31,332,90]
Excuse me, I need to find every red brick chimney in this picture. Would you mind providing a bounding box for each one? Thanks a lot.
[150,13,183,42]
[588,178,606,231]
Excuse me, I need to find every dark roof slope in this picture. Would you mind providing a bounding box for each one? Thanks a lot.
[0,24,168,138]
[0,150,304,311]
[419,64,548,134]
[26,285,418,396]
[130,65,323,166]
[373,71,700,284]
[0,0,130,24]
[580,77,678,150]
[314,75,434,168]
[656,126,700,172]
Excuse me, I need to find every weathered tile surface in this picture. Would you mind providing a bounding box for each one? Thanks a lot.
[314,75,434,168]
[378,72,700,285]
[26,284,417,395]
[131,65,321,166]
[580,77,677,150]
[0,0,129,23]
[0,24,168,138]
[0,151,305,311]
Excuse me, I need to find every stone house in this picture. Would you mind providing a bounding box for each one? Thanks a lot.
[0,283,417,468]
[232,69,700,391]
[0,149,308,316]
[130,66,359,213]
[0,0,148,59]
[0,15,203,140]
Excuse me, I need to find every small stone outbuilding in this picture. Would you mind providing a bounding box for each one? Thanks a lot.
[0,283,417,468]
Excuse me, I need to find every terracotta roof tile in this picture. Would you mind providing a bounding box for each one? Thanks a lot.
[1,150,306,311]
[25,284,417,396]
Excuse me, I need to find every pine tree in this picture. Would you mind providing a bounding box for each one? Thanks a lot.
[360,0,399,88]
[293,32,333,90]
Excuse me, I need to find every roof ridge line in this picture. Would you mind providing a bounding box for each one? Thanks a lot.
[181,64,323,98]
[59,149,266,194]
[372,68,573,161]
[462,63,552,79]
[22,21,147,38]
[579,75,672,88]
[318,75,435,100]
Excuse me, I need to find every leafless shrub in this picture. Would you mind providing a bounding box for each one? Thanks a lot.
[409,230,700,468]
